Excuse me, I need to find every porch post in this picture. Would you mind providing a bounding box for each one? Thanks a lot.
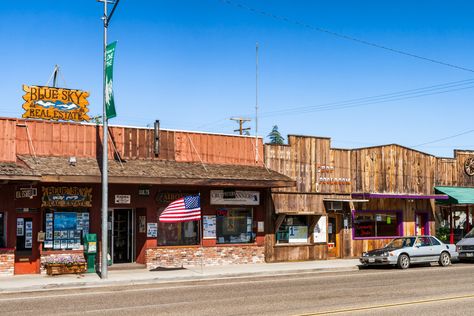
[466,205,471,233]
[450,206,454,244]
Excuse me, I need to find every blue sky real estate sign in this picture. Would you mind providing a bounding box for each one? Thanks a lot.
[22,85,90,122]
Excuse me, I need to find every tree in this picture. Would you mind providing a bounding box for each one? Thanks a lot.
[267,125,285,144]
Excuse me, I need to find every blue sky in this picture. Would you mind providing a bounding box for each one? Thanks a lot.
[1,1,474,157]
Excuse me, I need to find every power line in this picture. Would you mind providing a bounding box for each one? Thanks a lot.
[412,129,474,148]
[220,0,474,73]
[257,78,474,117]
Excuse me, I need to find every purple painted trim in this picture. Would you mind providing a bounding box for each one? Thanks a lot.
[351,193,449,200]
[415,211,430,235]
[352,210,404,240]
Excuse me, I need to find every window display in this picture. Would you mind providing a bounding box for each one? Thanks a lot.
[277,215,308,244]
[43,209,89,250]
[216,208,253,244]
[353,211,400,238]
[157,207,199,246]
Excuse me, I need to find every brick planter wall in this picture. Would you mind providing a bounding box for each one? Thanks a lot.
[0,249,15,276]
[145,245,264,269]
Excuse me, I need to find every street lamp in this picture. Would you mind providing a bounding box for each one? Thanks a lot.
[97,0,120,280]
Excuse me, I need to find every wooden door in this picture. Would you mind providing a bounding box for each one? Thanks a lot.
[327,214,342,258]
[14,213,41,274]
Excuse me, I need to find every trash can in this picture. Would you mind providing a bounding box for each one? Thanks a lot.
[84,233,97,273]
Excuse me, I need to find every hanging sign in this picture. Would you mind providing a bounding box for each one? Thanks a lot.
[41,187,92,207]
[210,190,260,205]
[105,41,117,119]
[22,85,90,122]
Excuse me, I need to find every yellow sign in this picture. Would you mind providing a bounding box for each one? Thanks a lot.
[22,85,90,122]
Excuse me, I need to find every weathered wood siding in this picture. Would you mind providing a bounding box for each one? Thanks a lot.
[0,117,262,166]
[352,145,437,194]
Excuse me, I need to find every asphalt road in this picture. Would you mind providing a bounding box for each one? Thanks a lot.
[1,263,474,315]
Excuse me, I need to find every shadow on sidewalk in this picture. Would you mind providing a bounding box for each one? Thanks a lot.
[149,266,186,272]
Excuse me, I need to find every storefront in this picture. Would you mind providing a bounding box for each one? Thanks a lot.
[0,117,293,274]
[434,186,474,243]
[264,135,462,261]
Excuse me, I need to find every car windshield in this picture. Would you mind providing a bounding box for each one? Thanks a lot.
[464,228,474,238]
[386,237,416,249]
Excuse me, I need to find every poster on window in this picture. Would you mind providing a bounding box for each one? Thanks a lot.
[313,216,327,243]
[288,226,308,243]
[147,223,158,237]
[203,215,216,239]
[17,218,24,236]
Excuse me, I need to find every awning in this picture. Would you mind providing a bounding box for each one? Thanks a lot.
[434,186,474,204]
[351,192,449,200]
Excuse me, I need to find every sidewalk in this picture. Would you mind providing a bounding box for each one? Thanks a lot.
[0,259,360,293]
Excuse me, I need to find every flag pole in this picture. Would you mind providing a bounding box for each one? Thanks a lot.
[200,218,203,274]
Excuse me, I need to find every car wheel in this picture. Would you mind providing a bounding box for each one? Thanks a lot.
[397,254,410,269]
[439,252,451,267]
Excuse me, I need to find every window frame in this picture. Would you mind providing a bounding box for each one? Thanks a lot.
[216,207,254,244]
[352,210,403,240]
[276,215,309,244]
[42,208,90,251]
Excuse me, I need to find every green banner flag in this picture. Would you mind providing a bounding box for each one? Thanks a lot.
[105,41,117,119]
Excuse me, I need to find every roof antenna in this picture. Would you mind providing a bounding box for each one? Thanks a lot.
[255,42,259,163]
[45,65,60,87]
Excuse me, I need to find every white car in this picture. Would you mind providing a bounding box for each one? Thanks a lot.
[360,236,458,269]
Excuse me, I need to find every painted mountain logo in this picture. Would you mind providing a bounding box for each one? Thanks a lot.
[22,85,90,122]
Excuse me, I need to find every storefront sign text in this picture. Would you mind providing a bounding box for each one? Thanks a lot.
[210,190,260,205]
[22,85,90,122]
[41,187,92,207]
[15,187,37,199]
[114,194,131,204]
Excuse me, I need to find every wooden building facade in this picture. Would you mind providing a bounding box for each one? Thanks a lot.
[0,117,293,275]
[264,135,474,262]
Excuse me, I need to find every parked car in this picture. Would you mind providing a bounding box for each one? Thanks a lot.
[359,236,458,269]
[456,228,474,261]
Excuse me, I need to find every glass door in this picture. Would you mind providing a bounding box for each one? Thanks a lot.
[111,209,134,264]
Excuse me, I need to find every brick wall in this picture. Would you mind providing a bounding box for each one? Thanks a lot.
[0,250,15,276]
[145,245,265,269]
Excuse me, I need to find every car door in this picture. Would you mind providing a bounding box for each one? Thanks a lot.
[429,237,444,261]
[412,237,433,263]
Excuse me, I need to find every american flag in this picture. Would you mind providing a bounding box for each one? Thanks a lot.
[159,195,201,223]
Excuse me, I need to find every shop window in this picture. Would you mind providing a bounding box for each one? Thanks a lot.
[0,212,5,248]
[276,215,308,244]
[157,220,199,246]
[353,211,400,238]
[43,209,90,250]
[216,208,253,244]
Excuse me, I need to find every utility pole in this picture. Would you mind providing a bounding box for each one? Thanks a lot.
[230,117,251,135]
[98,0,120,280]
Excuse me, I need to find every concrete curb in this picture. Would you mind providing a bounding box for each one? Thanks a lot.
[0,265,359,294]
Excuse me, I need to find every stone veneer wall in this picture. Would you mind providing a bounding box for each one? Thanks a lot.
[145,245,265,269]
[0,249,15,276]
